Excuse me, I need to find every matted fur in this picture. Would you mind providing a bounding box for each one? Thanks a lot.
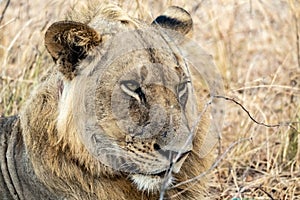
[1,2,215,200]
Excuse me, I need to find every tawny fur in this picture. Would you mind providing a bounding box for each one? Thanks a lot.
[1,2,214,200]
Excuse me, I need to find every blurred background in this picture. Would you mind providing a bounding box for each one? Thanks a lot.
[0,0,299,199]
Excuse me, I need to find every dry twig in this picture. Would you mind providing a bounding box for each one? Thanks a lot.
[0,0,10,25]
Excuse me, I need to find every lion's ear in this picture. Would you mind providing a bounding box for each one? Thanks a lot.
[152,6,193,35]
[45,21,101,80]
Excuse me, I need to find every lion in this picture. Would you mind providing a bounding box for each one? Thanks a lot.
[0,3,219,199]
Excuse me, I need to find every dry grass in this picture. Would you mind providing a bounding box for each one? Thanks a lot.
[0,0,299,199]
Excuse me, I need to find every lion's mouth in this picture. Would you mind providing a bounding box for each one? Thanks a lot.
[139,150,191,178]
[130,151,190,191]
[152,170,169,178]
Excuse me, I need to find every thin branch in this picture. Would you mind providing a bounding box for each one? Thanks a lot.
[255,186,275,200]
[0,0,10,25]
[213,95,281,128]
[213,95,300,133]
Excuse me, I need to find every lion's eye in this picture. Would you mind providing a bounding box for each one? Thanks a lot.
[176,81,190,106]
[120,80,146,104]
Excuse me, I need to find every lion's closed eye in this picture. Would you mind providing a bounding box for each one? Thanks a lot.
[120,80,146,104]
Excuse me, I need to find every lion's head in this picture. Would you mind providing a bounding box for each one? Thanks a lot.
[21,3,222,199]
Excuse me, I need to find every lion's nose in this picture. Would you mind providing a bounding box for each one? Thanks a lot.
[153,143,190,173]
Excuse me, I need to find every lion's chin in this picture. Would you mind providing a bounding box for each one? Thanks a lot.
[130,173,173,192]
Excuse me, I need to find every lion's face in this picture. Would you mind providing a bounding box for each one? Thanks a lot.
[115,69,192,191]
[98,52,196,191]
[60,31,199,191]
[44,6,217,194]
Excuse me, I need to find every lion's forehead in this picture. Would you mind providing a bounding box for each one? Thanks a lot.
[80,27,188,79]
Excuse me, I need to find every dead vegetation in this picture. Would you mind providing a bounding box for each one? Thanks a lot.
[0,0,299,199]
